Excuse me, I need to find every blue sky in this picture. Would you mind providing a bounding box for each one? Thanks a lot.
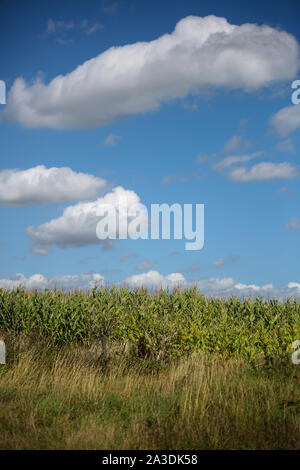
[0,0,300,296]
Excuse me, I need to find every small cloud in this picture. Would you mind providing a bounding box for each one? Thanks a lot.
[124,270,185,288]
[183,100,198,111]
[277,187,296,198]
[120,253,138,262]
[104,133,121,146]
[286,217,300,230]
[46,19,75,34]
[135,260,157,271]
[222,134,251,154]
[277,186,289,193]
[213,258,225,268]
[213,152,261,172]
[101,268,121,274]
[79,255,97,264]
[86,23,104,35]
[162,174,177,185]
[162,171,200,185]
[270,104,300,136]
[213,254,239,268]
[0,165,107,206]
[195,153,211,164]
[238,119,247,132]
[56,37,74,45]
[44,18,103,41]
[223,135,243,153]
[46,19,57,33]
[228,162,298,182]
[12,254,28,261]
[275,139,295,153]
[179,171,200,182]
[169,251,179,256]
[102,240,118,251]
[180,262,202,273]
[101,1,118,14]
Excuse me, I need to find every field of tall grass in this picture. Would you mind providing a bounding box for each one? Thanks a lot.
[0,286,299,449]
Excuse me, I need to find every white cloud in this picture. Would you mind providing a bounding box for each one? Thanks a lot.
[86,24,104,35]
[101,1,118,15]
[195,277,235,292]
[183,100,199,111]
[213,151,261,171]
[45,18,103,37]
[4,15,299,129]
[270,103,300,136]
[123,270,186,288]
[135,261,157,271]
[181,262,202,273]
[169,250,179,256]
[0,165,107,206]
[104,133,120,146]
[286,217,300,230]
[26,186,144,254]
[120,252,138,262]
[0,271,299,298]
[288,282,300,290]
[275,138,295,153]
[162,174,177,185]
[228,162,298,182]
[0,272,104,290]
[162,170,200,185]
[195,153,211,164]
[192,276,300,298]
[213,255,238,268]
[46,19,76,33]
[213,258,226,268]
[234,282,274,292]
[222,135,243,153]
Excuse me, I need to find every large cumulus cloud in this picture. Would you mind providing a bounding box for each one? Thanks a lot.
[2,15,299,129]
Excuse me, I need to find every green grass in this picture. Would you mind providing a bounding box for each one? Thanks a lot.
[0,286,299,449]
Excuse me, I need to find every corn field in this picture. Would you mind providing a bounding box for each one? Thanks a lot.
[0,286,299,362]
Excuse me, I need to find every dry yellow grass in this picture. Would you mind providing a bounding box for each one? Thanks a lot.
[0,334,299,449]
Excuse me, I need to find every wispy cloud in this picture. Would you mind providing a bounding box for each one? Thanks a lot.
[180,262,202,273]
[169,251,179,257]
[104,133,121,146]
[162,170,200,185]
[222,134,251,154]
[120,253,138,262]
[277,186,297,198]
[213,152,261,171]
[194,153,212,164]
[222,135,242,153]
[275,138,295,153]
[213,255,239,268]
[86,23,104,35]
[101,1,119,15]
[228,162,298,182]
[44,18,103,43]
[135,261,157,271]
[286,217,300,230]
